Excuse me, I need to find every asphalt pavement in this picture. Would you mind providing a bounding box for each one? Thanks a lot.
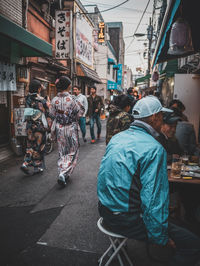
[0,120,169,266]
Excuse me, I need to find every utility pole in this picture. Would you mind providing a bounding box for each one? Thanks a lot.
[147,17,153,87]
[157,0,167,34]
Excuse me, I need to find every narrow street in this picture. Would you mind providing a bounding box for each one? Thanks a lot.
[0,121,168,266]
[1,0,200,265]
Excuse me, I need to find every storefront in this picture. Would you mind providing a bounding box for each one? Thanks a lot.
[0,14,52,155]
[76,63,102,95]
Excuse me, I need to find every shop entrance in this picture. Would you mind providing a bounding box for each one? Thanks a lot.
[0,102,9,146]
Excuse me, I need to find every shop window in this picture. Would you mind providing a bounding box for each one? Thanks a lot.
[107,64,110,74]
[112,69,116,80]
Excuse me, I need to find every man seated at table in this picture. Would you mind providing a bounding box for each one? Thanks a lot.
[169,100,199,156]
[157,111,183,163]
[97,95,200,266]
[169,99,188,122]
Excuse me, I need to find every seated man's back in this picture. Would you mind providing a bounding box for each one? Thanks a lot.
[98,121,169,245]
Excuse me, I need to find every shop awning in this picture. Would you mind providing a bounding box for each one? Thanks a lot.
[108,58,115,65]
[159,59,178,78]
[0,14,52,58]
[135,74,151,84]
[76,63,102,84]
[152,0,200,68]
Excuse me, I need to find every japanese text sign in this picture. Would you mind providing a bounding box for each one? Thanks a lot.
[55,10,71,59]
[0,62,16,91]
[117,64,122,85]
[75,6,93,66]
[98,22,105,43]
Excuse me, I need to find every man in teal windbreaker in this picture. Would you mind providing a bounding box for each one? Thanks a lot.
[97,96,200,266]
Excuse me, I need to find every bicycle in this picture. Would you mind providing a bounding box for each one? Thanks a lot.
[45,131,54,154]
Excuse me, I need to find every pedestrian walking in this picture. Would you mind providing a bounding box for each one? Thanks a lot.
[87,85,104,144]
[126,87,135,114]
[50,76,85,187]
[20,79,51,175]
[97,95,200,266]
[106,94,134,145]
[73,85,88,142]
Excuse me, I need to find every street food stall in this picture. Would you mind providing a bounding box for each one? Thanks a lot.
[152,0,200,226]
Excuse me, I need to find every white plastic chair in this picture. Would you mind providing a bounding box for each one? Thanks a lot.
[97,217,134,266]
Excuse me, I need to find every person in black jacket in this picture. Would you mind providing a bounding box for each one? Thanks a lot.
[126,87,136,114]
[157,111,183,163]
[87,86,104,143]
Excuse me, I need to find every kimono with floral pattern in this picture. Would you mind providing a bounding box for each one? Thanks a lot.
[23,93,51,169]
[50,92,84,177]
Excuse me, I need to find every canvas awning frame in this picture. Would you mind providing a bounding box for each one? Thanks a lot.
[0,14,52,59]
[76,63,102,84]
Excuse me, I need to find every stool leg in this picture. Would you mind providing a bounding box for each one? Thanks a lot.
[116,239,133,266]
[105,237,127,266]
[98,244,114,266]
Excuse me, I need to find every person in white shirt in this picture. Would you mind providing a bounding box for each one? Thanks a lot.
[73,86,88,142]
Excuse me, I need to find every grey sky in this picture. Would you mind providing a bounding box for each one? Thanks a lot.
[81,0,154,74]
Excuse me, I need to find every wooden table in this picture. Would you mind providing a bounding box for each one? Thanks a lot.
[168,171,200,184]
[168,170,200,220]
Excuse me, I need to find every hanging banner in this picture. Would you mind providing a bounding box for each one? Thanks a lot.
[117,64,123,85]
[55,10,71,59]
[98,22,105,43]
[75,5,93,67]
[0,62,16,91]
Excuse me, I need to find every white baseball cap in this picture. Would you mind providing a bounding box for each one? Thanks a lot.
[132,96,173,118]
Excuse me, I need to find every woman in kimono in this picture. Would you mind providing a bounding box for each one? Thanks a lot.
[50,76,84,187]
[20,79,51,175]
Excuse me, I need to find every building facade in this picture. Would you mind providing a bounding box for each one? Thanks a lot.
[106,22,125,91]
[0,0,53,158]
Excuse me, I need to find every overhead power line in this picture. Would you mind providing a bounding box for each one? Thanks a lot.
[83,1,151,14]
[98,0,129,13]
[80,0,129,15]
[125,0,151,51]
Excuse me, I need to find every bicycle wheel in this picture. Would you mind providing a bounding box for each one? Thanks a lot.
[45,137,54,154]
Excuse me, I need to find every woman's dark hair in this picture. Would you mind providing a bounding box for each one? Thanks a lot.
[170,107,183,118]
[113,94,133,110]
[127,87,133,95]
[56,76,71,91]
[169,99,185,111]
[29,79,41,93]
